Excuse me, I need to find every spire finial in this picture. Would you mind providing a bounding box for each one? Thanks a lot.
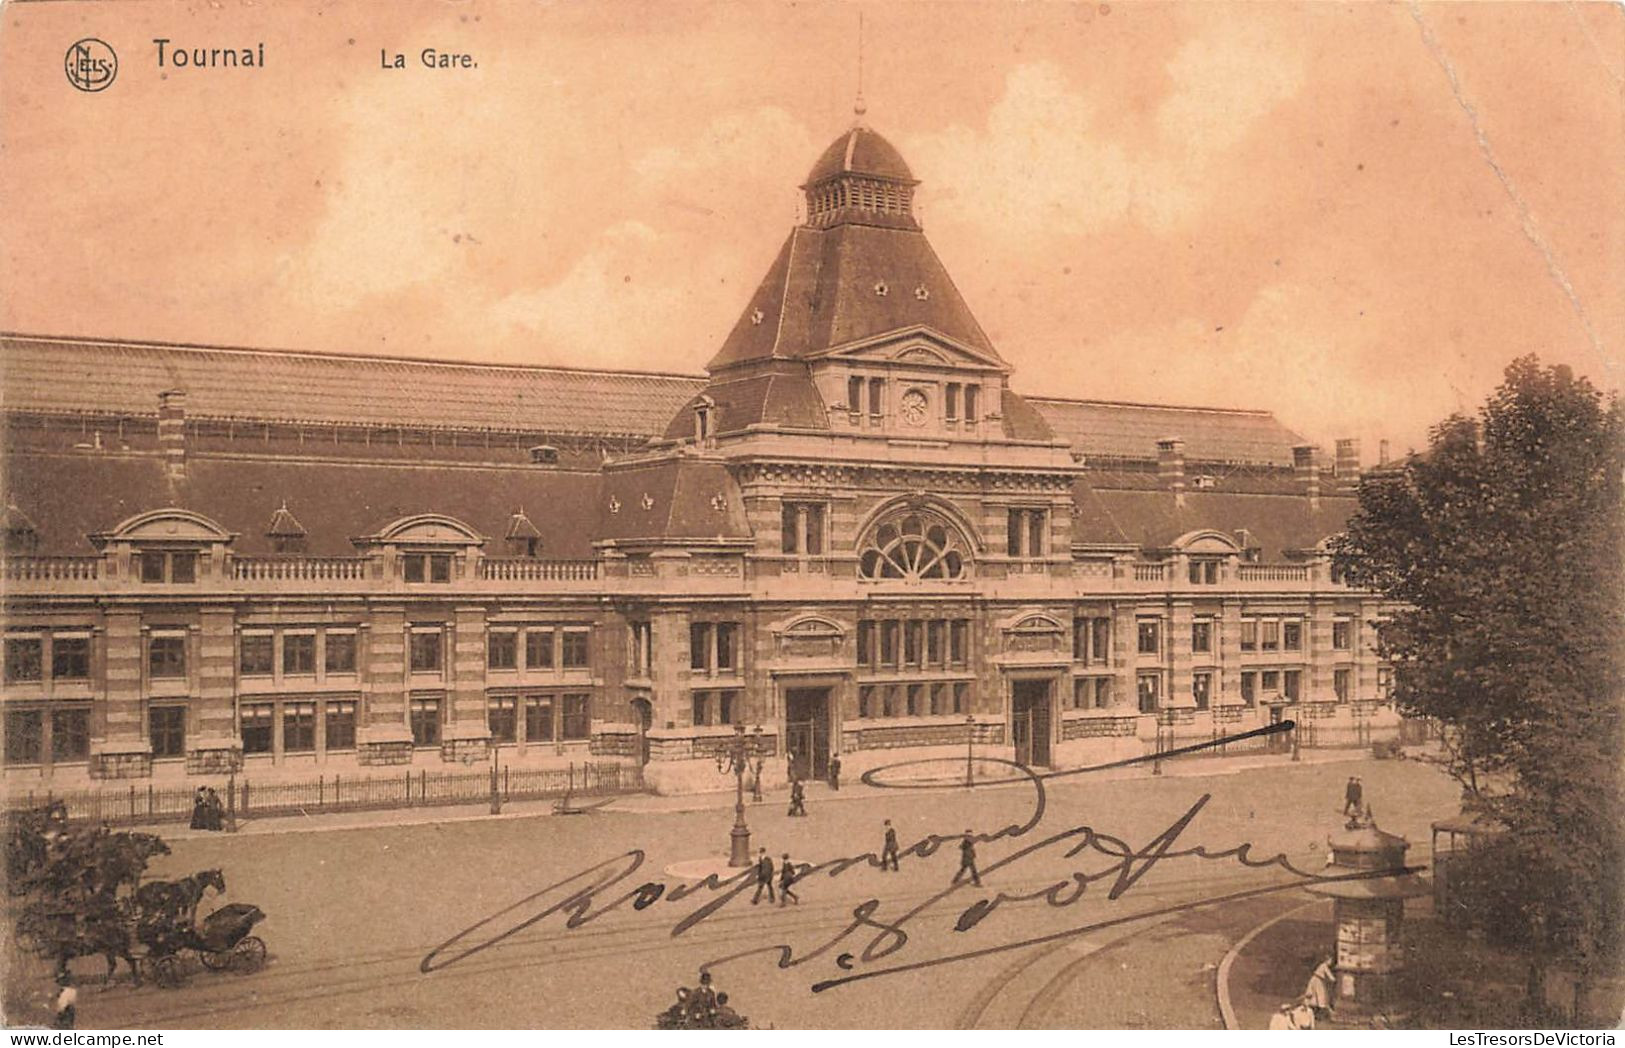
[853,12,867,126]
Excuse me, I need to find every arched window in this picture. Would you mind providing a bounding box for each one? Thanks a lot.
[858,509,970,581]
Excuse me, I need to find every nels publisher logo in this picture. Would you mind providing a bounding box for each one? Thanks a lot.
[64,38,117,92]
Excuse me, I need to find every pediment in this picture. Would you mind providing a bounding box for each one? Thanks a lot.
[95,508,235,546]
[812,326,1007,372]
[364,513,485,547]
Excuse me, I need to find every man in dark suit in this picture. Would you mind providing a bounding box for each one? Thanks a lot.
[778,853,800,906]
[828,753,842,791]
[788,778,807,817]
[751,848,775,905]
[1343,776,1363,817]
[953,829,982,887]
[880,819,901,872]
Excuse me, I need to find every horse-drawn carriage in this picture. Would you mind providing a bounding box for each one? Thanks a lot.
[5,805,268,990]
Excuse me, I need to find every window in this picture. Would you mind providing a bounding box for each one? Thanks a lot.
[930,682,946,714]
[488,697,517,743]
[781,502,826,556]
[140,551,166,583]
[170,552,197,584]
[1241,672,1256,705]
[1261,620,1280,651]
[410,697,441,747]
[881,685,898,717]
[1072,678,1090,710]
[1137,620,1160,656]
[149,705,186,758]
[953,682,968,714]
[716,623,737,671]
[404,553,452,583]
[326,701,357,750]
[4,709,41,764]
[628,621,652,675]
[52,637,90,681]
[240,634,273,676]
[1137,673,1160,714]
[692,691,711,726]
[847,376,864,415]
[1188,559,1219,584]
[718,690,737,724]
[283,702,316,752]
[1261,670,1281,693]
[1092,619,1110,663]
[858,510,968,580]
[1006,509,1047,558]
[410,631,443,673]
[858,685,874,719]
[867,377,884,417]
[963,384,979,424]
[561,630,590,669]
[488,631,517,671]
[148,635,186,679]
[1192,672,1212,710]
[1192,621,1212,655]
[1283,622,1302,652]
[1334,668,1351,703]
[880,621,899,665]
[945,383,960,421]
[857,621,873,667]
[690,623,709,671]
[241,704,273,754]
[4,637,42,682]
[524,696,553,743]
[1241,620,1258,652]
[1284,670,1301,701]
[904,621,920,665]
[325,632,357,674]
[1333,619,1352,651]
[283,634,316,676]
[51,707,89,762]
[526,629,554,670]
[906,684,923,716]
[561,693,590,740]
[926,620,944,665]
[1093,677,1111,709]
[950,620,969,664]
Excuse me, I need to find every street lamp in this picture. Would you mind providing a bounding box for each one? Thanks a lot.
[716,724,764,867]
[490,743,503,815]
[964,713,976,788]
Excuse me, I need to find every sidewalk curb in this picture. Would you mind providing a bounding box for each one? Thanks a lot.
[1216,898,1324,1029]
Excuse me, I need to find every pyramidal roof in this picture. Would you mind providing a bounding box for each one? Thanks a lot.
[707,123,1007,373]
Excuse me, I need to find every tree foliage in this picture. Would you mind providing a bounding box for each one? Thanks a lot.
[1334,356,1623,962]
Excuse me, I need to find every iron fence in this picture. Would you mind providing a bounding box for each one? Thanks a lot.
[5,762,643,827]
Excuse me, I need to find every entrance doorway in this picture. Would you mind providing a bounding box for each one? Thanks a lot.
[631,698,653,766]
[1268,705,1292,753]
[1010,678,1053,767]
[784,687,831,781]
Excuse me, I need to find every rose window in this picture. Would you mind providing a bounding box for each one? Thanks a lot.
[858,509,969,580]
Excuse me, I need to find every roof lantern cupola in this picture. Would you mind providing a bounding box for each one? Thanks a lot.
[800,109,920,231]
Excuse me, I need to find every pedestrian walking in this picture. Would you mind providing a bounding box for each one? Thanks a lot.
[880,819,901,872]
[751,848,775,906]
[778,853,800,906]
[787,778,807,817]
[189,787,209,830]
[52,974,76,1030]
[204,787,224,831]
[1305,955,1335,1016]
[953,829,981,887]
[828,753,842,791]
[1343,776,1363,817]
[749,757,764,803]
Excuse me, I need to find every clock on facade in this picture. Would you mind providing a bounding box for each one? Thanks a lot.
[900,388,929,426]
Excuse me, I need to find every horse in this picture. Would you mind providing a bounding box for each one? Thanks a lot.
[50,893,144,988]
[5,801,69,895]
[134,868,225,932]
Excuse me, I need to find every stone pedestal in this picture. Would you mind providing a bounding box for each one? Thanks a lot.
[185,735,243,775]
[90,740,152,779]
[357,723,414,766]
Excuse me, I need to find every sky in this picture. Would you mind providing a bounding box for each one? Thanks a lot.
[0,0,1620,457]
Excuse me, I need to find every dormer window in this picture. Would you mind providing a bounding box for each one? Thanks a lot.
[404,553,452,583]
[1,502,38,555]
[693,396,715,443]
[265,500,308,555]
[139,549,198,584]
[505,508,542,558]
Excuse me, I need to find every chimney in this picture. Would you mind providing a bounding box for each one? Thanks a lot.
[1156,438,1186,507]
[1378,439,1390,466]
[158,389,187,480]
[1334,438,1361,491]
[1293,444,1320,508]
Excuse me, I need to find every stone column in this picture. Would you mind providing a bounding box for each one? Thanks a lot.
[187,607,242,775]
[358,605,412,765]
[443,604,491,761]
[91,611,150,779]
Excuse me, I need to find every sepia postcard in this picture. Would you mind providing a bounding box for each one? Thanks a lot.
[0,0,1620,1035]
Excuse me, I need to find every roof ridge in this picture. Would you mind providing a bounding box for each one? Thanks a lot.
[0,332,707,383]
[1024,394,1281,418]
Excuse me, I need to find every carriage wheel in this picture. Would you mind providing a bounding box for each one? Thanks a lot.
[199,948,231,972]
[153,955,187,989]
[230,935,266,974]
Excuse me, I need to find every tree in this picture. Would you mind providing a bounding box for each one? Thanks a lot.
[1334,356,1624,971]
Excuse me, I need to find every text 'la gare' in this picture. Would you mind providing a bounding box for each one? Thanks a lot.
[380,49,478,70]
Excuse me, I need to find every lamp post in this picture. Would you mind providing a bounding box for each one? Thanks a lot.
[964,713,976,788]
[716,724,764,867]
[1291,702,1303,762]
[490,743,503,815]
